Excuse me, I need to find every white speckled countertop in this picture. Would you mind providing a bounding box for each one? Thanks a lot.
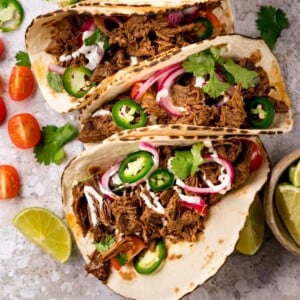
[0,0,299,299]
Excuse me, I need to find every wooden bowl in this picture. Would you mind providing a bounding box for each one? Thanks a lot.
[264,148,300,256]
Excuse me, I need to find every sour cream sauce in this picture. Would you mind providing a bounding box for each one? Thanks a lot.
[59,31,104,70]
[83,185,104,226]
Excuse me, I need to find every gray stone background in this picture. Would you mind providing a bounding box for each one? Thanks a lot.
[0,0,299,299]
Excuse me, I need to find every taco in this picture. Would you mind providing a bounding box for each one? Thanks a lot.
[78,34,292,146]
[25,0,234,113]
[61,134,269,299]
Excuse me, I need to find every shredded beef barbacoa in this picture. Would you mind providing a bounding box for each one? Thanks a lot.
[46,3,224,84]
[73,140,253,281]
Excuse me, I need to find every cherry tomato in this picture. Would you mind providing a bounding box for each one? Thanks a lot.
[248,140,263,172]
[203,11,220,28]
[0,97,7,125]
[130,81,144,100]
[8,113,41,149]
[0,39,4,60]
[0,165,20,199]
[9,66,35,101]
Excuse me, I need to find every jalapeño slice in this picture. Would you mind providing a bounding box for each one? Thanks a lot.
[148,168,175,192]
[112,98,147,130]
[0,0,24,32]
[134,239,166,275]
[246,96,275,129]
[118,151,153,184]
[62,66,95,98]
[194,17,213,41]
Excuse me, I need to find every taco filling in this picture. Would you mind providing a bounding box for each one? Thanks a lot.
[70,138,262,282]
[79,45,289,143]
[45,3,228,98]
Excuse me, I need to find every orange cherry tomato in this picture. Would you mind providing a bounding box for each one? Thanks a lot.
[8,113,41,149]
[111,237,145,271]
[9,66,35,101]
[130,81,144,100]
[204,11,220,28]
[0,96,6,125]
[0,165,20,199]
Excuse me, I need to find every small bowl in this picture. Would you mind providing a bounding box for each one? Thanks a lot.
[264,148,300,256]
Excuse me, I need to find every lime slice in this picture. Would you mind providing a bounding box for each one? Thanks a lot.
[12,207,72,263]
[289,160,300,186]
[236,195,265,255]
[275,184,300,245]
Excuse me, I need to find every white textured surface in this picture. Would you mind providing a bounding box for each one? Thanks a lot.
[0,1,299,299]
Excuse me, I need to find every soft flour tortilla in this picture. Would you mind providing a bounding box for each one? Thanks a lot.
[25,0,233,113]
[61,135,269,300]
[80,34,292,146]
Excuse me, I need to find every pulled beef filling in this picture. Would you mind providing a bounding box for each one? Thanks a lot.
[79,57,284,143]
[46,2,224,84]
[73,140,253,281]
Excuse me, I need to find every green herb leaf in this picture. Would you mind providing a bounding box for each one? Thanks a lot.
[170,150,193,180]
[222,60,260,89]
[94,235,115,253]
[190,143,205,176]
[84,28,106,46]
[115,253,128,266]
[47,72,63,93]
[202,72,230,98]
[256,6,289,50]
[15,51,31,67]
[170,143,205,180]
[34,124,78,165]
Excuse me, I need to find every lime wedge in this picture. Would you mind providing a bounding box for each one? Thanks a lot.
[236,195,265,255]
[275,184,300,245]
[12,207,72,263]
[289,160,300,186]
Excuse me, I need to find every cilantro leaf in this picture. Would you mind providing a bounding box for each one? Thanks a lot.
[170,143,205,180]
[47,72,63,93]
[115,253,128,266]
[170,150,193,180]
[15,51,31,67]
[190,143,205,176]
[34,124,78,165]
[202,72,230,98]
[256,6,289,49]
[222,60,260,89]
[183,49,215,77]
[94,235,115,253]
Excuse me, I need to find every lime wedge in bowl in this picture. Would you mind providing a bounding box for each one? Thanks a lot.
[236,195,265,255]
[12,207,72,263]
[275,184,300,246]
[289,159,300,187]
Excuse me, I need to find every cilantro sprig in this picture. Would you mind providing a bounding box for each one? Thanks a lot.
[94,235,115,253]
[34,123,78,165]
[15,51,31,67]
[183,47,259,98]
[256,6,289,50]
[170,143,205,180]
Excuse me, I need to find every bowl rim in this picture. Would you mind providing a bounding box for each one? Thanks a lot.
[264,148,300,256]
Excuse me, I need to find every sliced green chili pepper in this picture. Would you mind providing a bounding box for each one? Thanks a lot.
[246,96,275,129]
[112,99,147,130]
[62,66,95,98]
[134,240,166,274]
[0,0,24,32]
[148,168,175,192]
[118,150,154,184]
[194,17,213,41]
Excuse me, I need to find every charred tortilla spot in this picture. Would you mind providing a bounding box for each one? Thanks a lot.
[170,125,182,130]
[186,125,200,131]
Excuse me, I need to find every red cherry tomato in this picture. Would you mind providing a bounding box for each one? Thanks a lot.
[0,39,5,60]
[0,97,7,125]
[8,113,41,149]
[0,165,20,199]
[9,66,35,101]
[248,141,263,172]
[130,81,144,100]
[203,11,220,28]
